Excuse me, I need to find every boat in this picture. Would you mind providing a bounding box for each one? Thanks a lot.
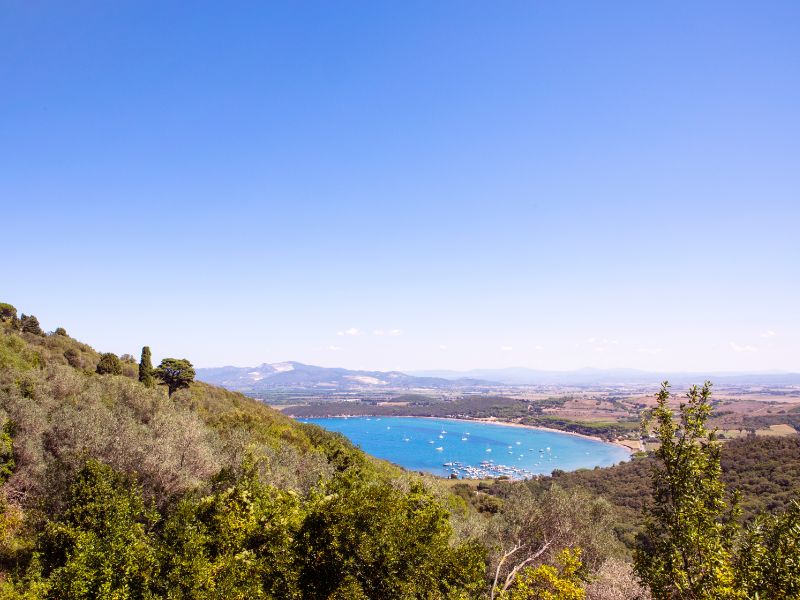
[461,437,468,441]
[435,447,444,451]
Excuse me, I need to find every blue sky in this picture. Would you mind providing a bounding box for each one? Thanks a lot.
[2,1,798,372]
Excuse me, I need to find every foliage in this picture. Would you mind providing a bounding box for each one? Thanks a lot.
[53,328,67,337]
[158,465,305,599]
[19,315,43,336]
[0,304,18,323]
[0,333,40,372]
[735,499,800,599]
[95,352,123,375]
[499,548,585,600]
[154,358,195,397]
[0,419,14,485]
[138,346,154,388]
[634,382,741,598]
[516,434,800,550]
[37,460,159,599]
[489,485,620,597]
[298,471,486,598]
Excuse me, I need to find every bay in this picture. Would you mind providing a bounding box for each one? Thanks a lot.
[300,416,631,479]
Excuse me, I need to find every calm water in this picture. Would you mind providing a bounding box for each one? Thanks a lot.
[300,417,630,479]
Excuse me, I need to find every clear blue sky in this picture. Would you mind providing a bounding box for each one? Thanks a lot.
[3,1,798,372]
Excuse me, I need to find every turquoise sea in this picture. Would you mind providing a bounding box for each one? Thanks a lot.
[300,416,630,479]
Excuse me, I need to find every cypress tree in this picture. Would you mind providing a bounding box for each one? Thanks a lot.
[139,346,154,388]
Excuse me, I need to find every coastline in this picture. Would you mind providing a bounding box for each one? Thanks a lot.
[292,413,637,454]
[421,415,637,454]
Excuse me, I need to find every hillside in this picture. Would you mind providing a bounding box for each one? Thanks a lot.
[0,305,493,598]
[468,435,800,549]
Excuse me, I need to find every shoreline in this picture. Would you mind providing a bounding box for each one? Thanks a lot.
[292,413,637,454]
[435,416,638,454]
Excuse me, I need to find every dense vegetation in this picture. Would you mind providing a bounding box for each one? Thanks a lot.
[485,435,800,548]
[1,303,798,598]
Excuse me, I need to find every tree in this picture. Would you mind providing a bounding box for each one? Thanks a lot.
[499,548,585,600]
[490,485,618,599]
[736,500,800,599]
[19,314,43,336]
[38,460,159,599]
[138,346,154,388]
[96,352,123,375]
[53,327,68,337]
[159,465,305,598]
[0,303,17,322]
[635,382,741,599]
[297,470,486,598]
[154,358,195,397]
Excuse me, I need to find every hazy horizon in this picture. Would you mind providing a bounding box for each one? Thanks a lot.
[4,2,798,373]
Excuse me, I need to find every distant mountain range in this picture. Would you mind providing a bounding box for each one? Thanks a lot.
[196,362,800,393]
[409,367,800,387]
[195,361,496,392]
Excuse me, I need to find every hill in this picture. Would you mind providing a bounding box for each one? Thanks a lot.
[469,435,800,549]
[196,361,496,393]
[0,304,489,598]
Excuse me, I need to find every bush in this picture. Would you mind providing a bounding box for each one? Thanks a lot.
[95,353,122,376]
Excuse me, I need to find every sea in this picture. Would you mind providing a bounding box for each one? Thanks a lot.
[299,416,630,479]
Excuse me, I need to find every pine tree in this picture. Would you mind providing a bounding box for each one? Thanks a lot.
[139,346,154,388]
[154,358,195,396]
[20,314,44,336]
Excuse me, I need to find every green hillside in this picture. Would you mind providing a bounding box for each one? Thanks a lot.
[473,435,800,549]
[0,305,489,598]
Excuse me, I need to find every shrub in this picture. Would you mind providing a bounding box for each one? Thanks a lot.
[95,353,122,376]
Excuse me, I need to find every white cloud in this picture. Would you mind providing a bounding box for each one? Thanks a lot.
[373,328,403,336]
[500,346,513,352]
[337,327,361,336]
[327,345,341,351]
[760,330,777,339]
[637,347,663,355]
[730,342,758,353]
